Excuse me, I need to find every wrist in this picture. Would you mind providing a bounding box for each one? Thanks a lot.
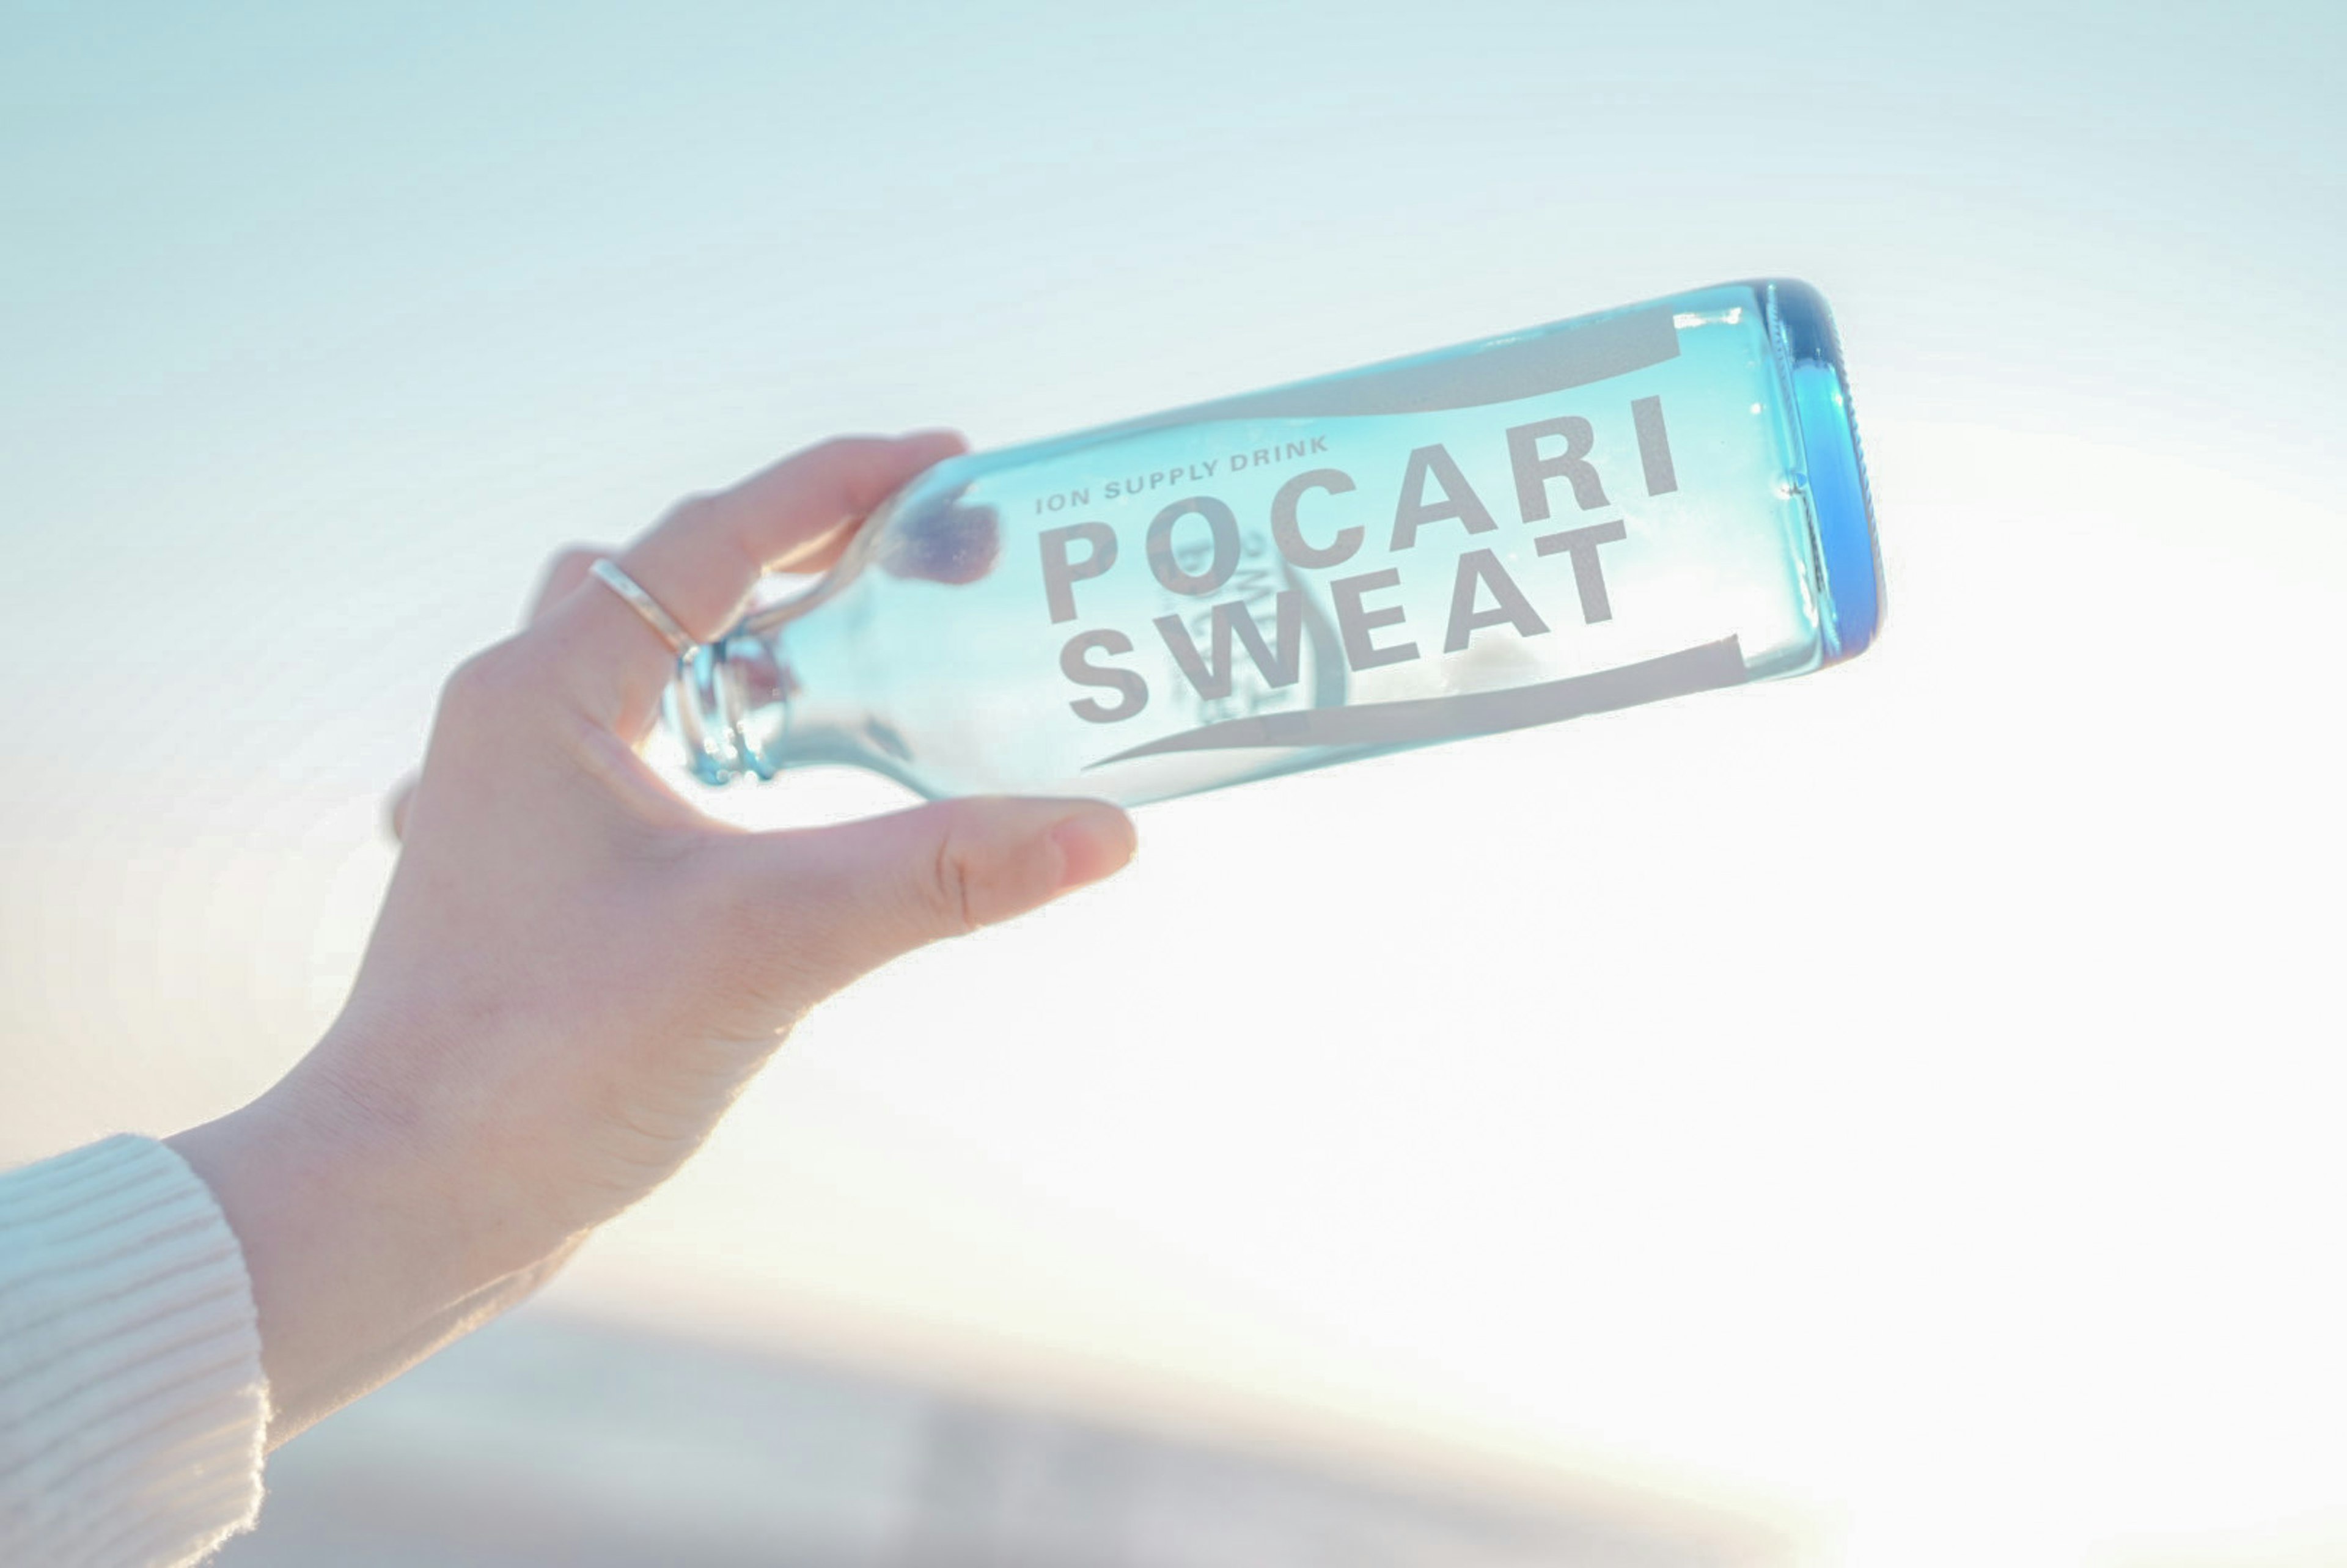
[167,1053,551,1443]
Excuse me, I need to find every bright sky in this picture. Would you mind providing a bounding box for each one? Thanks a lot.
[6,5,2345,1565]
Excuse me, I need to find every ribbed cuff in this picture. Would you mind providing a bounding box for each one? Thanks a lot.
[1,1135,268,1567]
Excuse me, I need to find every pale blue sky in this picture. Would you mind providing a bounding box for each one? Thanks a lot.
[6,0,2339,811]
[6,7,2346,1564]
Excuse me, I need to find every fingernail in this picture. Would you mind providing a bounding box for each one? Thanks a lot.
[1049,806,1137,893]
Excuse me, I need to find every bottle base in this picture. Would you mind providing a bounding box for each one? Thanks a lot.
[1765,280,1882,664]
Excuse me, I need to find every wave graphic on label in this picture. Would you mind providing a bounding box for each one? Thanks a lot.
[1087,637,1747,768]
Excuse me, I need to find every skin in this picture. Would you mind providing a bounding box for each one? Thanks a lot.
[168,431,1137,1445]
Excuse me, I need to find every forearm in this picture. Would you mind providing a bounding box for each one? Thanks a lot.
[166,1063,575,1448]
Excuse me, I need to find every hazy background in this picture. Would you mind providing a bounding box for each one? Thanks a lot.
[5,3,2344,1564]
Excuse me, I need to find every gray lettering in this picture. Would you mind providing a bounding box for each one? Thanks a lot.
[1040,521,1118,625]
[1390,443,1497,551]
[1331,568,1420,670]
[1145,497,1242,596]
[1507,416,1609,521]
[1442,549,1551,652]
[1155,591,1306,700]
[1534,519,1629,623]
[1061,629,1149,722]
[1270,467,1361,569]
[1087,638,1747,768]
[1631,395,1677,496]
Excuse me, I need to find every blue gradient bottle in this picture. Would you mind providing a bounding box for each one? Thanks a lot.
[666,279,1881,805]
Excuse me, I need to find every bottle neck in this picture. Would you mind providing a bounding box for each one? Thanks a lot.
[663,616,883,788]
[665,637,766,786]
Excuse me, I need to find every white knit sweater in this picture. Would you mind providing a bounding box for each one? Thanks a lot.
[0,1137,267,1567]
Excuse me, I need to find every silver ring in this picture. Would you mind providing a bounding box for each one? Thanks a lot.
[590,559,697,656]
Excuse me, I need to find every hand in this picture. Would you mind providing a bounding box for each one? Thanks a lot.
[171,433,1136,1443]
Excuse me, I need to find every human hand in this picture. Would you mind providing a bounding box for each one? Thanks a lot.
[171,433,1136,1442]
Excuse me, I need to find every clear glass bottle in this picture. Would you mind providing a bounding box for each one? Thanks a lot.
[665,279,1881,806]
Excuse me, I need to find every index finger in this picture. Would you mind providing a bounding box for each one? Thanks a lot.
[543,430,967,732]
[389,543,624,840]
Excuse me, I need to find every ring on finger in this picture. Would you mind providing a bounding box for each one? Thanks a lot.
[589,559,698,657]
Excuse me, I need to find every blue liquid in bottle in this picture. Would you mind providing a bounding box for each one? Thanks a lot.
[666,279,1881,806]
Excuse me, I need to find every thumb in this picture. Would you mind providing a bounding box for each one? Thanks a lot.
[751,796,1136,987]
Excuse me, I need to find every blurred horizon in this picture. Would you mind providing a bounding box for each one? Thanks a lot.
[6,4,2346,1566]
[212,1306,1795,1568]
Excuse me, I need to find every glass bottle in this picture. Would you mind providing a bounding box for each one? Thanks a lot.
[665,279,1881,806]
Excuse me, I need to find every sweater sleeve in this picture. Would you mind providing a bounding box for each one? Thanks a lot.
[1,1135,268,1567]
